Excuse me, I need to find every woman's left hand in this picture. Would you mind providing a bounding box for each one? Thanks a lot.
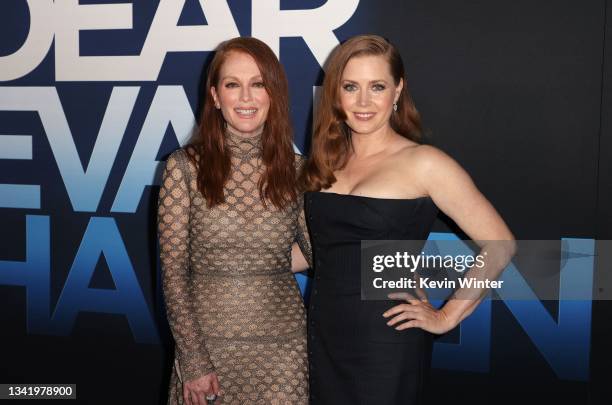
[383,292,457,335]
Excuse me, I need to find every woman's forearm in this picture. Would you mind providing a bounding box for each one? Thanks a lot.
[440,239,516,327]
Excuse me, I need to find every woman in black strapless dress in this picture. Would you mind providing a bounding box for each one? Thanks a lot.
[295,35,515,404]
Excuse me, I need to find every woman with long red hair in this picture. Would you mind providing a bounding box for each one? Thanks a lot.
[158,37,310,404]
[298,34,515,404]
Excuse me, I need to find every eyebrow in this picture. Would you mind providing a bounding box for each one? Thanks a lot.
[221,75,263,82]
[341,79,389,85]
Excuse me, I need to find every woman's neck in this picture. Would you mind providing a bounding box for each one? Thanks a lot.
[349,126,395,159]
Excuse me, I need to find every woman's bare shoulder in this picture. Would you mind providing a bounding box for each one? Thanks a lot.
[396,143,457,173]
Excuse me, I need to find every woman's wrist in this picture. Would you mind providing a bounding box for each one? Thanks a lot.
[439,303,467,331]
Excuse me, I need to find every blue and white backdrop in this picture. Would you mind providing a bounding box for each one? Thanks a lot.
[1,1,609,404]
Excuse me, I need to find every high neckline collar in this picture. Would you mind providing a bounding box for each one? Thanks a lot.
[225,127,263,158]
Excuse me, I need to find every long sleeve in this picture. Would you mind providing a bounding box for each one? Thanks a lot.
[294,155,313,269]
[158,149,214,382]
[295,193,313,269]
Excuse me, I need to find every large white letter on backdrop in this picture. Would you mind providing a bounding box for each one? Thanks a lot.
[112,86,195,213]
[0,86,139,212]
[252,0,360,68]
[54,0,238,81]
[0,0,55,81]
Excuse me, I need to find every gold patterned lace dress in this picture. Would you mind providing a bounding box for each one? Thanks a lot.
[158,130,311,404]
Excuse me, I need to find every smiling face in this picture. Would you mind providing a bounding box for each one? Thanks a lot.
[339,54,403,137]
[211,51,270,137]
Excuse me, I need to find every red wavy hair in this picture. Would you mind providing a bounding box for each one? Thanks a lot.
[188,37,297,209]
[301,35,423,191]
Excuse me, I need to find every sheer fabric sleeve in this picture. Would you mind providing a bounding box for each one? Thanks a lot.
[294,155,313,268]
[158,149,214,382]
[295,193,313,269]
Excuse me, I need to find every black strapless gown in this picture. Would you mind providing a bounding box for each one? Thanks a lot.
[305,192,439,405]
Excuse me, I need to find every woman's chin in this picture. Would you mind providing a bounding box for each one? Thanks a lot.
[347,124,379,135]
[228,123,264,136]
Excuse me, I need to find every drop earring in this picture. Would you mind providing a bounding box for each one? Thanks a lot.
[393,102,398,112]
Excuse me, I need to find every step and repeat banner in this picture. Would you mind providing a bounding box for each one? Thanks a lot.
[0,1,608,404]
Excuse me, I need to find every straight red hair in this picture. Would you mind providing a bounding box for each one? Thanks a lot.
[188,37,297,209]
[301,35,423,191]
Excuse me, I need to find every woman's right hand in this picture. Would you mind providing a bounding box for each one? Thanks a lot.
[182,372,221,405]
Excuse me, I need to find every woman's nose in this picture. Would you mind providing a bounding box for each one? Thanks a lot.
[240,87,252,102]
[357,89,369,106]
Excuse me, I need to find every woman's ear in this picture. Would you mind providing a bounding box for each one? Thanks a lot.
[211,86,220,109]
[395,78,404,104]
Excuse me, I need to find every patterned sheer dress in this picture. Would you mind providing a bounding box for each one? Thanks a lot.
[157,130,311,404]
